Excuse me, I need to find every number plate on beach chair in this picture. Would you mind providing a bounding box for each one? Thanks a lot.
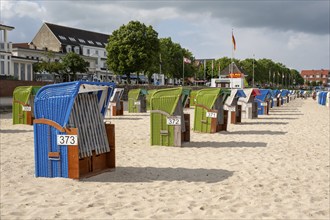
[206,112,217,118]
[57,135,78,145]
[166,116,181,125]
[22,106,31,111]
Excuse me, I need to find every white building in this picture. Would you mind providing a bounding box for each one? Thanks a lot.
[0,24,36,80]
[30,22,113,81]
[210,62,246,89]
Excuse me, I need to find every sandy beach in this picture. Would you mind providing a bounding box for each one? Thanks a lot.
[0,97,329,219]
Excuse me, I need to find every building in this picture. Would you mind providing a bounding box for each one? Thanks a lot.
[1,24,36,80]
[30,22,111,81]
[301,69,330,87]
[210,62,247,88]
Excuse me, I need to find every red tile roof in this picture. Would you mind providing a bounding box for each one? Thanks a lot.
[301,69,329,76]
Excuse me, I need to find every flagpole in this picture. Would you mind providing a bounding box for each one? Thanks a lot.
[182,56,185,86]
[231,29,234,74]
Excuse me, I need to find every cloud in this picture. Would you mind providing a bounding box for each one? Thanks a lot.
[1,0,329,71]
[1,1,46,20]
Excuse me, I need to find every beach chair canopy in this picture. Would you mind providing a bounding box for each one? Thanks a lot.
[281,90,289,97]
[110,88,124,102]
[189,90,199,106]
[255,89,272,102]
[146,89,157,110]
[239,88,260,103]
[225,89,246,106]
[34,81,115,127]
[195,88,223,109]
[182,88,191,107]
[13,86,41,105]
[151,87,182,115]
[128,88,147,101]
[13,86,42,124]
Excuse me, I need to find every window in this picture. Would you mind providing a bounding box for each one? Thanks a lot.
[14,63,19,78]
[96,50,98,55]
[104,51,106,56]
[59,35,67,40]
[316,75,320,78]
[309,75,313,78]
[20,63,25,80]
[69,37,76,42]
[27,64,32,81]
[78,39,86,43]
[87,49,90,55]
[87,40,94,45]
[74,46,80,54]
[66,45,72,53]
[0,61,4,75]
[96,42,102,46]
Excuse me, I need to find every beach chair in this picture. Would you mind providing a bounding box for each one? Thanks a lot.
[33,81,116,179]
[276,90,283,106]
[150,87,190,147]
[194,88,229,133]
[255,89,272,115]
[105,88,124,118]
[146,89,157,111]
[319,92,328,106]
[224,89,246,124]
[128,88,148,113]
[182,88,191,108]
[189,90,198,107]
[13,86,41,125]
[238,88,260,119]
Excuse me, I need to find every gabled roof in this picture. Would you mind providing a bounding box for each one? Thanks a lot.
[220,62,248,76]
[45,22,110,48]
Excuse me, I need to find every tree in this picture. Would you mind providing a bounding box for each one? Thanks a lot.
[106,20,159,83]
[61,52,89,81]
[33,51,65,75]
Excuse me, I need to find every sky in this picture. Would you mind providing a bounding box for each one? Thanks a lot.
[0,0,329,72]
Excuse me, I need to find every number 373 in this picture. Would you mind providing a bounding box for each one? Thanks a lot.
[57,135,78,145]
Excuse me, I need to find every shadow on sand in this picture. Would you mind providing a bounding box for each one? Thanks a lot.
[184,141,267,148]
[222,130,287,135]
[257,117,299,120]
[240,122,288,125]
[83,166,234,183]
[270,113,304,116]
[0,129,32,133]
[108,117,142,120]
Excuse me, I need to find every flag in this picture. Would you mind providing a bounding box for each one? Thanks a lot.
[232,32,236,50]
[183,57,191,64]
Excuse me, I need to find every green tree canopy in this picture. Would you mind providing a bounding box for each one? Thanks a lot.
[61,52,89,81]
[106,20,159,83]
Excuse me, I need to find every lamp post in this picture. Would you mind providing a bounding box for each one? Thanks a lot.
[252,54,255,87]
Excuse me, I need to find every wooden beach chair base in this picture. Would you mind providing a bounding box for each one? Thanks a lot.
[112,101,124,116]
[68,123,116,179]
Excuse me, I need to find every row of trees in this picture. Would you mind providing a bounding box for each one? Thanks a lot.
[33,20,304,87]
[106,20,304,86]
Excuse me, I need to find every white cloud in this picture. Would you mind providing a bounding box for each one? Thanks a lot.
[1,1,46,20]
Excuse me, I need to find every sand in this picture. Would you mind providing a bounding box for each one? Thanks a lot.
[0,97,329,219]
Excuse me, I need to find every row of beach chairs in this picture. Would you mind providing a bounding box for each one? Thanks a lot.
[12,83,301,179]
